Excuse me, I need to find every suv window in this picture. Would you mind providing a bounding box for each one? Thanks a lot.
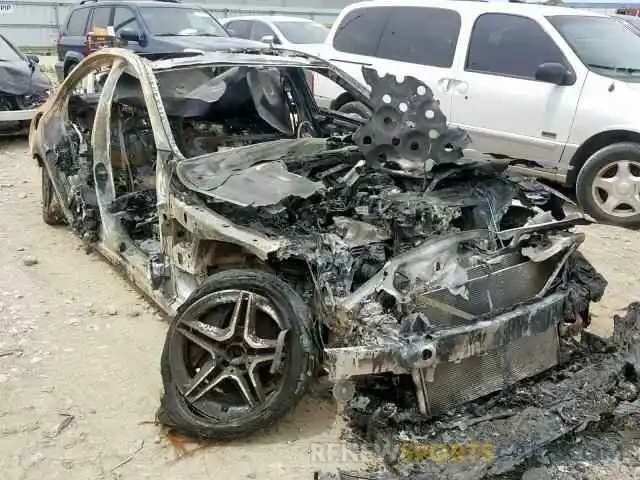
[113,7,141,35]
[66,7,91,36]
[90,7,113,31]
[333,6,461,67]
[466,13,567,79]
[225,20,252,39]
[333,7,389,56]
[377,7,461,67]
[251,21,275,41]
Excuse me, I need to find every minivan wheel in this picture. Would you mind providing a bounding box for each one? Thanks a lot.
[576,142,640,228]
[158,269,316,440]
[338,101,372,121]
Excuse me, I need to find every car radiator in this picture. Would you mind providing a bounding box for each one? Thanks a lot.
[411,251,562,415]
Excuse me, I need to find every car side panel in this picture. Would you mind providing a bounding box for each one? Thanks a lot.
[448,12,587,166]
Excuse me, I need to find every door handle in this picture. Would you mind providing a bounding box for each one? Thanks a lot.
[438,78,468,94]
[438,78,454,93]
[447,79,469,96]
[438,79,469,93]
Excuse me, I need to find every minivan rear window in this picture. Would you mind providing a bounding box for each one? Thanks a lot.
[333,6,461,68]
[333,7,388,56]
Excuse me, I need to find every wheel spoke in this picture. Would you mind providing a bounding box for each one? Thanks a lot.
[242,296,282,350]
[184,358,217,399]
[628,195,640,214]
[247,354,276,403]
[227,291,246,339]
[228,371,258,407]
[593,175,616,194]
[243,313,278,350]
[177,325,219,357]
[188,369,234,403]
[615,161,634,183]
[602,194,622,214]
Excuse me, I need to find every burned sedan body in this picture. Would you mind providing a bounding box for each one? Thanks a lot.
[0,34,51,135]
[29,48,606,440]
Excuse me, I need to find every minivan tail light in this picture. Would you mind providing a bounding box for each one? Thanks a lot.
[56,31,62,50]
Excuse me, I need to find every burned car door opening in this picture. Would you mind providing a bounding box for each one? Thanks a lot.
[29,48,607,442]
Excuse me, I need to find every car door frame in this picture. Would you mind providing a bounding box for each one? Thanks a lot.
[87,4,115,36]
[112,4,146,52]
[35,51,180,312]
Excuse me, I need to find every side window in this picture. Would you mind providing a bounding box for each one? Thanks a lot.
[251,21,275,41]
[333,7,389,56]
[90,7,113,31]
[113,7,141,34]
[466,13,567,79]
[376,7,461,67]
[66,8,91,36]
[225,20,252,39]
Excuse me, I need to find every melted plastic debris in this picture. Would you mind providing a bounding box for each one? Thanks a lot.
[314,304,640,480]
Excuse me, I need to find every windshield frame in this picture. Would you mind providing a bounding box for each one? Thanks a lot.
[0,34,25,62]
[547,14,640,81]
[139,6,228,38]
[272,20,329,45]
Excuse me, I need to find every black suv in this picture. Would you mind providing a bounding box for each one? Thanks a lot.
[55,0,262,81]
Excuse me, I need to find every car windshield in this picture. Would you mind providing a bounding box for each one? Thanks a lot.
[140,7,228,37]
[273,20,329,44]
[548,15,640,79]
[0,35,23,62]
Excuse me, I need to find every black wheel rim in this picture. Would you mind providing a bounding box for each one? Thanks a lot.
[168,289,289,421]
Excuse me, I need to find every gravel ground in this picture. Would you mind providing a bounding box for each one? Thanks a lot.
[0,137,639,479]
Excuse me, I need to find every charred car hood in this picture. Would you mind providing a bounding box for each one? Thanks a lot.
[164,36,266,51]
[176,138,328,206]
[0,59,51,96]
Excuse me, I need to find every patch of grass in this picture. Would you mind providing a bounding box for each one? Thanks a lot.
[40,65,56,75]
[19,47,56,56]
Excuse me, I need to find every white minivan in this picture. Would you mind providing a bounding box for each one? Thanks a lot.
[314,0,640,228]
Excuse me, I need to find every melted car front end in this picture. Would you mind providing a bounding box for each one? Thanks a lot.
[169,68,605,421]
[28,48,607,439]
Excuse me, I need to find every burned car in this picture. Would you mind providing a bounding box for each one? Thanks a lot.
[0,34,51,135]
[29,47,606,440]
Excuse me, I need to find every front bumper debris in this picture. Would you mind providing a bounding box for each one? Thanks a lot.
[325,291,583,416]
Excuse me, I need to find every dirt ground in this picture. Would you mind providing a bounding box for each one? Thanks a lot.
[0,137,639,480]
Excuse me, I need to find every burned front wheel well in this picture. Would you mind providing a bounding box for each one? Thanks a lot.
[568,130,640,186]
[197,240,272,276]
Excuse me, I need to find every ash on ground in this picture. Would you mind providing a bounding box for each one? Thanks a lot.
[315,304,640,480]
